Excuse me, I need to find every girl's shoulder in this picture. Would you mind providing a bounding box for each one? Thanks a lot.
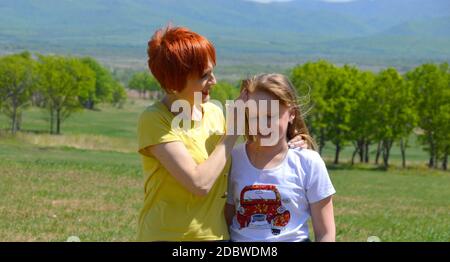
[289,148,322,161]
[290,148,322,160]
[288,148,325,171]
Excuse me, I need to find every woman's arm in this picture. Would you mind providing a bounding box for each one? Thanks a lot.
[139,90,248,196]
[310,196,335,242]
[225,203,235,226]
[140,134,238,196]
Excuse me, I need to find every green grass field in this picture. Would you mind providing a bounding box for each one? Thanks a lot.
[0,98,449,242]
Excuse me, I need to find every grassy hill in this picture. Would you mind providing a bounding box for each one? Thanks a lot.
[0,0,449,75]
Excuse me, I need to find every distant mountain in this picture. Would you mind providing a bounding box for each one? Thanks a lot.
[0,0,449,70]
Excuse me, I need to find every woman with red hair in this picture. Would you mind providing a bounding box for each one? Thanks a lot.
[137,26,305,241]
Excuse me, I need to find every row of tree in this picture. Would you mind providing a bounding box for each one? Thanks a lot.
[125,61,448,170]
[1,52,447,170]
[0,52,127,134]
[289,60,449,170]
[127,72,160,99]
[126,71,239,103]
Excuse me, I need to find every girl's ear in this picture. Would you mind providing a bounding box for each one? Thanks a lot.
[289,108,296,124]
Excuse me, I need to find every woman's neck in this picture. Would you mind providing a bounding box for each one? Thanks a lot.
[246,140,289,170]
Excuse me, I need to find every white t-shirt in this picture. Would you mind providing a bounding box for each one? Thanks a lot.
[227,143,336,242]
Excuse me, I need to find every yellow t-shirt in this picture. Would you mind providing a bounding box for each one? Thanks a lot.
[136,100,230,241]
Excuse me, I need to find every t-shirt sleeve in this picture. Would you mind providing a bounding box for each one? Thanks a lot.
[137,110,181,152]
[305,151,336,204]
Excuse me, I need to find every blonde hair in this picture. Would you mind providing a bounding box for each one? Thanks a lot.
[240,73,317,151]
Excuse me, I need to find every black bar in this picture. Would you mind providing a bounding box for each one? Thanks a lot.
[0,242,449,260]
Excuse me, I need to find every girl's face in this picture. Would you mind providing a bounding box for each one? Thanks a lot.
[178,59,216,105]
[247,90,294,147]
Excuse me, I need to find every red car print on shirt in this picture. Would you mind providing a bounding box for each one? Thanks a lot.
[236,184,291,235]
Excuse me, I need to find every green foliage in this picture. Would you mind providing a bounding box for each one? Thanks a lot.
[80,57,126,109]
[290,61,425,168]
[324,65,360,163]
[210,81,239,106]
[36,55,96,134]
[372,68,417,168]
[406,63,450,168]
[127,72,160,99]
[290,60,337,153]
[111,81,127,109]
[0,52,129,134]
[0,51,36,134]
[291,61,363,164]
[1,50,448,170]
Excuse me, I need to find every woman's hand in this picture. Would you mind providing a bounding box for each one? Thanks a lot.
[288,134,308,149]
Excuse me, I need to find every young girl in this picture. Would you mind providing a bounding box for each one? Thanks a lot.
[225,73,336,242]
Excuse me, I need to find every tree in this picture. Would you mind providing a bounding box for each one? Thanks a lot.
[80,57,126,109]
[373,68,416,169]
[397,79,418,168]
[290,60,336,155]
[0,52,36,134]
[128,72,160,99]
[406,63,450,169]
[37,55,95,134]
[111,81,127,108]
[324,65,358,164]
[347,70,377,165]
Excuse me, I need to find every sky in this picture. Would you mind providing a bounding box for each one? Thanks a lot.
[245,0,293,3]
[246,0,358,3]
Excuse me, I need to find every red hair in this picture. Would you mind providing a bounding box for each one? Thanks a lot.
[147,26,216,93]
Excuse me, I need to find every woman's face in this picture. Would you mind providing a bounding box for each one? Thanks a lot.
[178,59,216,105]
[247,90,294,147]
